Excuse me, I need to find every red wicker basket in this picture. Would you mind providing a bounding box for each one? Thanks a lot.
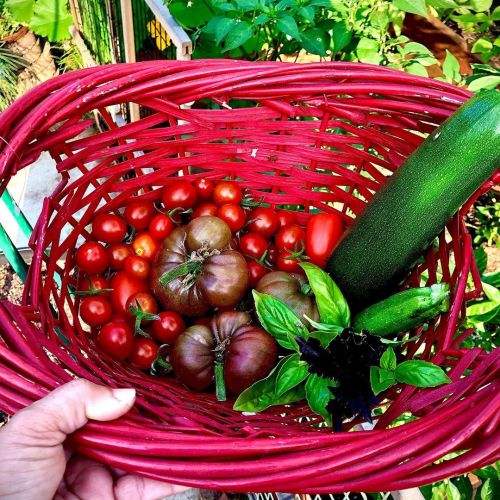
[0,60,498,493]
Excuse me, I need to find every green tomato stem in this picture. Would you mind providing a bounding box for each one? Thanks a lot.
[301,283,313,296]
[159,261,202,286]
[214,361,227,402]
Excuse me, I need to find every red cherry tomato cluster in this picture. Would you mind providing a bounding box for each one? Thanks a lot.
[73,178,345,379]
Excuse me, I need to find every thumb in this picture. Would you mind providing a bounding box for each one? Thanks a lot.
[7,379,135,445]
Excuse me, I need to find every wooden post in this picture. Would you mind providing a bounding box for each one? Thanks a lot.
[120,0,140,122]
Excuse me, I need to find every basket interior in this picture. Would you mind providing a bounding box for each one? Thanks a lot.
[1,61,489,438]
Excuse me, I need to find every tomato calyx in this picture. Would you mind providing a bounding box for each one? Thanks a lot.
[73,279,113,297]
[212,338,230,402]
[283,243,309,262]
[151,344,174,376]
[128,300,160,337]
[155,205,191,221]
[300,283,314,297]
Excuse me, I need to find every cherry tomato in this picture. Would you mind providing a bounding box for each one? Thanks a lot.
[276,251,302,273]
[213,182,242,206]
[149,214,174,241]
[124,200,155,230]
[124,255,150,280]
[78,275,111,298]
[110,272,149,315]
[79,296,112,327]
[127,291,158,316]
[162,180,197,211]
[91,213,127,244]
[248,207,280,238]
[108,243,132,270]
[247,260,269,288]
[277,210,297,228]
[193,202,218,218]
[97,321,134,361]
[75,242,109,274]
[239,233,268,260]
[193,178,214,200]
[217,204,246,233]
[129,338,159,370]
[306,213,344,268]
[275,224,306,252]
[267,244,278,266]
[132,232,159,261]
[151,311,186,344]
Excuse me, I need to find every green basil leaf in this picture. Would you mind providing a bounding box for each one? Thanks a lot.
[275,353,310,397]
[395,360,451,388]
[380,347,397,371]
[370,366,396,396]
[224,21,253,52]
[253,291,308,350]
[304,316,343,347]
[305,373,336,425]
[276,14,301,41]
[300,263,350,327]
[394,0,428,18]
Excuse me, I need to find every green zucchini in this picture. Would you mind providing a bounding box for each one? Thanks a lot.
[352,284,450,337]
[327,90,500,309]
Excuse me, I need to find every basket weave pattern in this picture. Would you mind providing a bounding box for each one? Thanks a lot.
[0,61,498,493]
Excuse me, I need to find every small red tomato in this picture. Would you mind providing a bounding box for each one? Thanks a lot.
[151,311,186,344]
[78,275,110,298]
[248,207,280,238]
[193,178,214,200]
[126,291,158,320]
[110,272,149,315]
[132,232,159,261]
[108,243,132,270]
[162,180,198,211]
[275,224,306,252]
[267,244,278,266]
[79,296,112,327]
[124,200,155,230]
[276,251,302,273]
[247,260,269,288]
[306,213,344,268]
[97,321,134,360]
[124,255,150,280]
[75,242,109,274]
[239,233,268,260]
[217,204,246,233]
[129,338,159,370]
[193,202,218,218]
[213,181,243,206]
[91,213,127,244]
[149,213,174,241]
[277,210,297,228]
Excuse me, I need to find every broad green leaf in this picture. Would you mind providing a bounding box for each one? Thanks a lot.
[403,42,433,56]
[169,0,212,28]
[451,475,473,500]
[442,50,461,83]
[276,15,301,41]
[236,0,260,11]
[276,0,295,9]
[479,478,500,500]
[224,21,253,51]
[215,18,237,45]
[472,38,493,54]
[331,21,352,53]
[475,247,488,275]
[370,366,396,395]
[493,7,500,21]
[298,6,315,22]
[203,16,224,34]
[380,347,397,371]
[483,272,500,288]
[473,464,499,481]
[30,0,73,42]
[467,300,499,320]
[427,0,458,8]
[310,0,331,6]
[5,0,34,23]
[393,0,428,18]
[301,28,328,56]
[395,360,451,388]
[300,263,350,327]
[233,355,305,411]
[482,282,500,303]
[468,76,500,92]
[217,2,237,12]
[469,0,493,11]
[405,63,429,77]
[253,291,308,350]
[254,13,270,25]
[356,37,382,65]
[305,373,336,425]
[446,481,462,500]
[305,316,343,347]
[275,353,310,397]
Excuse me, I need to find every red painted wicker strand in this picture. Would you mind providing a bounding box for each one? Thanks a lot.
[0,61,498,493]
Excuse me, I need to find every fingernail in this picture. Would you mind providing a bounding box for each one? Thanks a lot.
[112,388,136,403]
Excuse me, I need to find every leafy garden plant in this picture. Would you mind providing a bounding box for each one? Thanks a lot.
[234,263,451,429]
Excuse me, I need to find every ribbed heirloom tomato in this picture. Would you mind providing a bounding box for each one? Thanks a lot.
[91,213,127,243]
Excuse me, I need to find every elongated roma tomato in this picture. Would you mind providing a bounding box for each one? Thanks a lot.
[306,213,344,268]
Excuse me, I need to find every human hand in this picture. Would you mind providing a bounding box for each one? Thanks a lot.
[0,379,189,499]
